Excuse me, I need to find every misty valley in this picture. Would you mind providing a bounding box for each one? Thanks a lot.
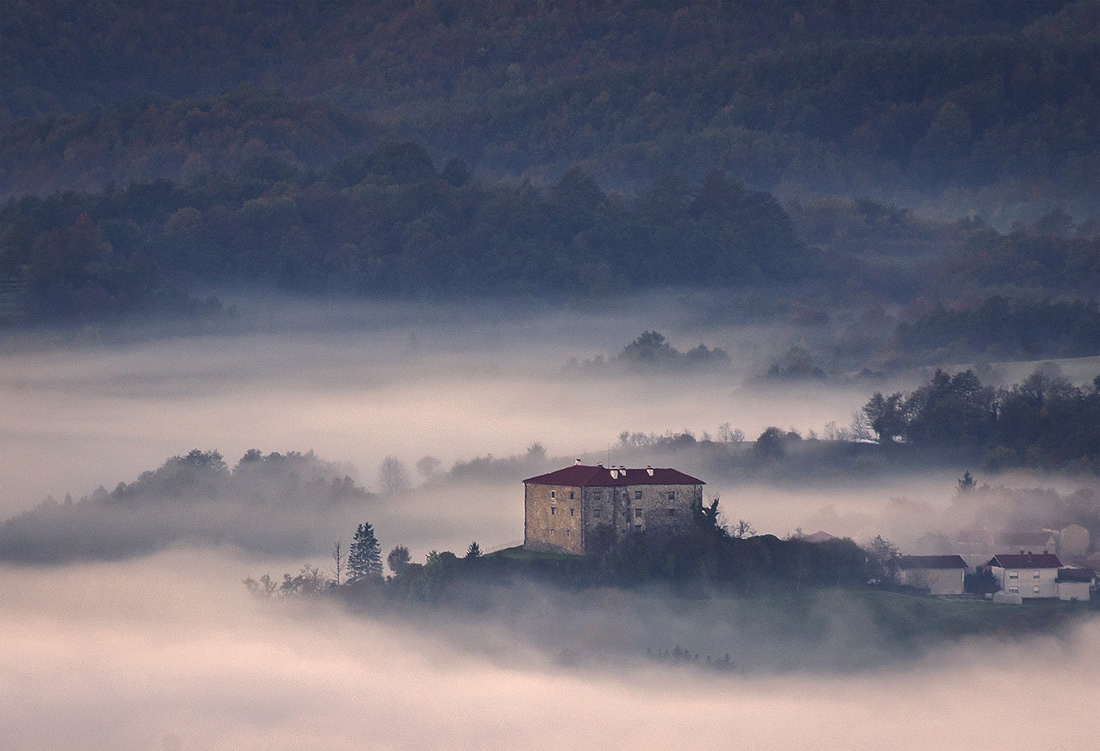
[6,2,1100,748]
[3,312,1099,683]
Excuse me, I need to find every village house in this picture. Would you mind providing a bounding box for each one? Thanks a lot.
[523,462,704,555]
[988,552,1063,599]
[897,555,968,596]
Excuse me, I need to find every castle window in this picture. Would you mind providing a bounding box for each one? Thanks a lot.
[593,509,601,518]
[667,508,676,517]
[634,524,642,531]
[569,508,575,517]
[667,491,675,501]
[1009,586,1018,593]
[1033,585,1040,594]
[634,508,642,519]
[569,491,575,499]
[1009,571,1018,579]
[550,507,555,515]
[1033,571,1040,579]
[593,491,602,501]
[634,491,642,500]
[551,490,556,499]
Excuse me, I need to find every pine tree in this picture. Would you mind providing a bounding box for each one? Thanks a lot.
[347,522,382,581]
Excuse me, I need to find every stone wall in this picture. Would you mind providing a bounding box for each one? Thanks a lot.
[526,479,703,554]
[524,482,584,554]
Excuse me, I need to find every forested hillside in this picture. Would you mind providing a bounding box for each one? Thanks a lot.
[3,0,1100,370]
[0,150,808,322]
[3,0,1100,217]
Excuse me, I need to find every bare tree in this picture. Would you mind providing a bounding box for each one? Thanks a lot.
[330,539,344,585]
[378,456,410,494]
[849,409,873,442]
[731,519,756,539]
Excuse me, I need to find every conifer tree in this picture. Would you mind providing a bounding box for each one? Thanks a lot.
[347,522,382,581]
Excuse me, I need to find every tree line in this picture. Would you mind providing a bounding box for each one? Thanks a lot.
[862,368,1100,471]
[0,150,807,324]
[249,501,897,607]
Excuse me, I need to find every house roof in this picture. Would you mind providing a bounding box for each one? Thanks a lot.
[523,464,704,487]
[1056,567,1096,583]
[898,555,968,570]
[990,552,1063,569]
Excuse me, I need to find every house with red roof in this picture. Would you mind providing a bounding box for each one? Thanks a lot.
[988,552,1063,599]
[523,461,705,555]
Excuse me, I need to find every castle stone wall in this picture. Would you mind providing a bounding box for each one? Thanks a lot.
[526,477,702,554]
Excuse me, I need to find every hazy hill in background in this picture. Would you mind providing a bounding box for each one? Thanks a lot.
[2,0,1100,374]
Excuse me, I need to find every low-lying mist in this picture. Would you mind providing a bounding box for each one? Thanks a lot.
[0,296,903,518]
[4,297,1100,749]
[1,548,1096,751]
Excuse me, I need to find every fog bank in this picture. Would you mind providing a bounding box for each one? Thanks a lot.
[0,549,1095,751]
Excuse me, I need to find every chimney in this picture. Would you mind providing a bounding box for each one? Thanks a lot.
[575,458,581,465]
[610,469,618,479]
[646,465,654,477]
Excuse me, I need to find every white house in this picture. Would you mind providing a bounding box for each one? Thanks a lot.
[898,555,968,595]
[988,552,1062,599]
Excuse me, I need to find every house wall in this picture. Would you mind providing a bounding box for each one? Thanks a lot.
[524,483,584,555]
[1058,581,1092,602]
[900,567,965,596]
[590,483,702,549]
[992,565,1059,598]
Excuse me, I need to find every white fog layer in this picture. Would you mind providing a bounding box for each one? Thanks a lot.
[0,550,1096,751]
[0,301,883,517]
[2,300,1098,750]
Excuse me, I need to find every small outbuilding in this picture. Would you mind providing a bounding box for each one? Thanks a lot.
[1056,567,1095,602]
[897,555,968,595]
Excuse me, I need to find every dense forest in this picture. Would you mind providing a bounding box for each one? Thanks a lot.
[3,0,1100,214]
[2,141,1098,342]
[1,0,1100,373]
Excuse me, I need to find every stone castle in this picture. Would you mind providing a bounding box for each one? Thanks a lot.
[523,461,705,555]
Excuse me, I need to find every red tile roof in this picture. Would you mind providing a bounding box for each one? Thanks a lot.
[524,464,704,487]
[990,552,1063,569]
[899,555,968,570]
